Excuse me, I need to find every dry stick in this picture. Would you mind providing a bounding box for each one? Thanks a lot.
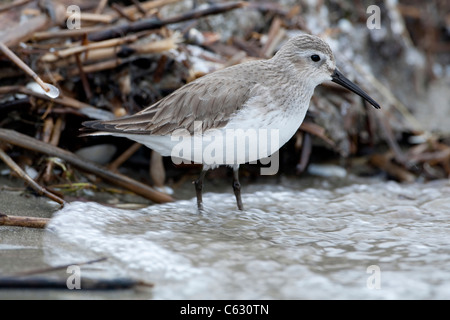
[0,85,114,120]
[43,117,64,182]
[41,31,178,67]
[88,1,246,41]
[12,257,108,277]
[0,257,152,290]
[66,35,179,76]
[0,129,174,204]
[121,0,181,17]
[111,3,137,22]
[94,0,109,14]
[150,151,165,188]
[77,36,178,70]
[300,121,336,147]
[0,214,49,229]
[0,42,51,94]
[297,132,312,174]
[76,47,120,63]
[42,118,55,182]
[261,16,283,58]
[42,117,54,144]
[375,110,407,165]
[0,149,66,206]
[32,0,181,41]
[75,54,93,100]
[108,142,142,172]
[0,0,67,44]
[369,153,416,182]
[0,0,35,12]
[0,276,152,290]
[41,35,138,62]
[65,11,115,24]
[33,27,107,41]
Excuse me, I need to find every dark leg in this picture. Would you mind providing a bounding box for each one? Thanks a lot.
[232,166,244,210]
[194,169,207,210]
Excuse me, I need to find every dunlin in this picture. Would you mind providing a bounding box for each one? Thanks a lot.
[83,34,380,210]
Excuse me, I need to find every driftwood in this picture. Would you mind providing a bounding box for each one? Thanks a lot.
[0,277,151,290]
[87,1,247,41]
[0,148,66,206]
[0,257,153,290]
[0,214,49,228]
[0,129,173,204]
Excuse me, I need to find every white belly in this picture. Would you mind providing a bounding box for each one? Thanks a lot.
[117,85,313,167]
[117,107,308,168]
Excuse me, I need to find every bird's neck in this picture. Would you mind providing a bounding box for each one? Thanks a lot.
[264,59,316,112]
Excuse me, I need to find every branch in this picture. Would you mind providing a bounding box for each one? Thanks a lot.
[88,1,246,41]
[0,129,174,204]
[0,149,66,206]
[0,214,49,228]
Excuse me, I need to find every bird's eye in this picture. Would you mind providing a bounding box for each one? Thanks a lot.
[311,54,321,62]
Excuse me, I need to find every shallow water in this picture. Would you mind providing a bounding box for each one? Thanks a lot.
[45,177,450,299]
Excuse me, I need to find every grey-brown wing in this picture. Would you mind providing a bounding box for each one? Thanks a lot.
[83,68,258,135]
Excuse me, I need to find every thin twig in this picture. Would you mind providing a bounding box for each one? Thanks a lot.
[121,0,180,17]
[65,12,115,24]
[75,54,92,99]
[0,277,152,290]
[0,214,49,228]
[108,142,142,172]
[296,132,312,174]
[0,85,114,120]
[88,1,247,41]
[131,0,148,16]
[43,117,65,182]
[0,129,174,204]
[0,149,66,206]
[300,121,336,147]
[0,12,50,46]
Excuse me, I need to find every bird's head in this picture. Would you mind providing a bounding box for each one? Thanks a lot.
[274,34,380,109]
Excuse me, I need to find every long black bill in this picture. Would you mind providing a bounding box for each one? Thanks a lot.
[331,69,380,109]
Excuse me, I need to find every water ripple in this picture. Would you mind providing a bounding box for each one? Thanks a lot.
[45,178,450,299]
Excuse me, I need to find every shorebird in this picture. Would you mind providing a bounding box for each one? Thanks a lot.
[83,34,380,210]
